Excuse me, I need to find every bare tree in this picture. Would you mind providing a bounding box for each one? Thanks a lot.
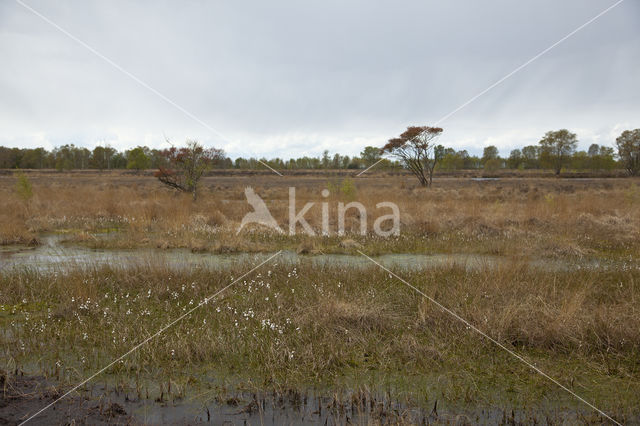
[381,126,444,187]
[616,129,640,176]
[154,140,225,200]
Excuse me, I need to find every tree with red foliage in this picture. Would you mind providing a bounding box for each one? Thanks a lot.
[154,140,225,200]
[381,126,444,187]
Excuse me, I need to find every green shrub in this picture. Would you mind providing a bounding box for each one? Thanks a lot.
[14,172,33,201]
[327,178,357,201]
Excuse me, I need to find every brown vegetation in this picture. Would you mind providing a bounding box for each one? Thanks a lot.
[2,170,640,421]
[1,171,639,260]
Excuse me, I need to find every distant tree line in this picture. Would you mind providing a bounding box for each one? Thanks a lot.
[0,127,638,176]
[0,144,397,171]
[439,140,617,173]
[438,133,633,174]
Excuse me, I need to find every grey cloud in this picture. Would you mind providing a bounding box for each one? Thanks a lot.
[0,0,638,158]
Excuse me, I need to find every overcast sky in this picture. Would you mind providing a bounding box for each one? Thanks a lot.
[1,0,638,158]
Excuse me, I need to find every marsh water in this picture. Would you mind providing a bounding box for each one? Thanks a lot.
[7,373,601,425]
[2,235,636,425]
[0,234,625,273]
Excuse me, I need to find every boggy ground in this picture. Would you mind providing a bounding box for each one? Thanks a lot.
[1,170,640,262]
[1,261,639,424]
[0,371,131,425]
[2,370,439,425]
[1,170,640,424]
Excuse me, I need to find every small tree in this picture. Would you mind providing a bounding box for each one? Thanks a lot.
[155,140,225,200]
[91,145,116,170]
[616,129,640,176]
[360,146,382,167]
[126,146,151,173]
[14,171,33,201]
[481,145,499,165]
[507,149,523,169]
[381,126,444,187]
[521,145,539,169]
[539,129,578,175]
[321,150,331,169]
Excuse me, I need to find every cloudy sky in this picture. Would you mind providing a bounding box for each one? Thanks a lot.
[1,0,638,159]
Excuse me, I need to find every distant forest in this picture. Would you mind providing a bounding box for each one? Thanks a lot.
[0,142,621,172]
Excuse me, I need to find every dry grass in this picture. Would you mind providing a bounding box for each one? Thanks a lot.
[1,171,640,260]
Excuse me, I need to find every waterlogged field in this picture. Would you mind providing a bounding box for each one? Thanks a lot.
[1,170,640,424]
